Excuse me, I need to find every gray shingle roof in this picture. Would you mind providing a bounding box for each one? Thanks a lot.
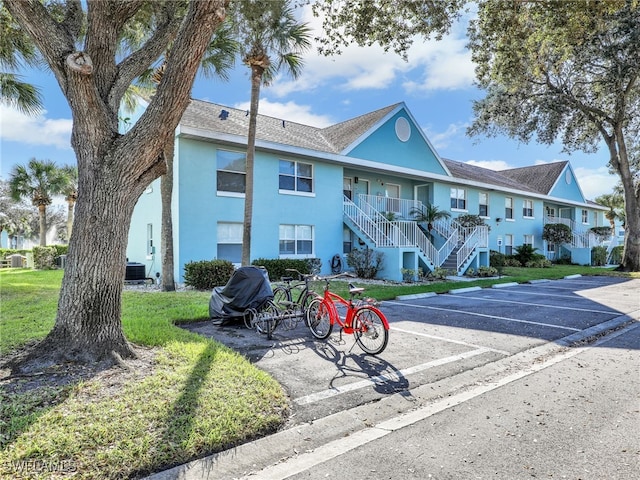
[180,99,399,155]
[320,103,401,152]
[442,159,539,193]
[499,162,568,195]
[180,99,578,199]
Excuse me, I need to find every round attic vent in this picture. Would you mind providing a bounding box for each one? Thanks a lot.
[565,170,572,184]
[395,117,411,142]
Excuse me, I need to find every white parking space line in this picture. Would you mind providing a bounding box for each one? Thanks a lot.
[390,326,510,355]
[384,301,581,332]
[451,294,619,315]
[488,288,610,301]
[294,348,490,406]
[249,323,639,480]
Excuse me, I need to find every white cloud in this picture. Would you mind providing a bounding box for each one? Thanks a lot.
[233,98,334,127]
[423,122,469,150]
[269,5,475,97]
[0,105,72,150]
[574,166,619,200]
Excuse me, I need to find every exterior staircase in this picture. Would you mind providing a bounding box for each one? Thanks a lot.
[343,194,488,275]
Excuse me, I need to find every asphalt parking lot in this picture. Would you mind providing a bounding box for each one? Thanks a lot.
[182,275,639,426]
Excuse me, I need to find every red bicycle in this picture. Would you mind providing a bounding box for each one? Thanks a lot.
[306,275,389,355]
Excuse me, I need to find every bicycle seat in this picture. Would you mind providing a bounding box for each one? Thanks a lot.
[280,276,294,282]
[349,287,365,295]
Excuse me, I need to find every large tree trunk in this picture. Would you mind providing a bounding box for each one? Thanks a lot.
[36,175,138,365]
[612,128,640,272]
[4,0,227,373]
[241,63,264,266]
[161,142,176,291]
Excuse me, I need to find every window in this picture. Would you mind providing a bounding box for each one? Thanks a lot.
[479,192,489,217]
[217,150,246,194]
[279,225,313,256]
[279,160,313,193]
[217,223,243,263]
[505,234,513,255]
[523,199,534,218]
[524,234,534,247]
[505,197,513,220]
[582,209,588,224]
[450,187,466,210]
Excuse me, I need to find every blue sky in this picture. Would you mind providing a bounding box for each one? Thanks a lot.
[0,8,618,201]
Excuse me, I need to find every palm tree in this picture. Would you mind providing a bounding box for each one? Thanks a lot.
[9,158,66,246]
[233,0,311,266]
[0,5,43,115]
[410,204,451,240]
[59,165,78,242]
[595,193,624,236]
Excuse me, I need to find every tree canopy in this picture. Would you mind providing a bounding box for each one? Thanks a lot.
[468,0,639,271]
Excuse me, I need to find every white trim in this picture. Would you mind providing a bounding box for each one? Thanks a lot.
[177,126,606,211]
[279,190,316,198]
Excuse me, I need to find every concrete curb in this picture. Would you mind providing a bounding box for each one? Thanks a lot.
[491,282,519,289]
[448,286,482,294]
[564,274,582,279]
[528,279,551,284]
[395,292,437,300]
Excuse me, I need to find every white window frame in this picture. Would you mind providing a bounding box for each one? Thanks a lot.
[216,149,246,197]
[479,192,489,218]
[279,159,315,196]
[217,222,243,264]
[523,199,534,219]
[450,187,467,211]
[581,209,589,224]
[505,197,514,221]
[523,234,534,247]
[505,234,513,255]
[279,224,314,257]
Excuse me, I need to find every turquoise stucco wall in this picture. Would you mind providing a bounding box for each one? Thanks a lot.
[548,165,585,203]
[347,110,449,176]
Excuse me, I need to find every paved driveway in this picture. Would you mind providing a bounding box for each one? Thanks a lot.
[181,275,639,426]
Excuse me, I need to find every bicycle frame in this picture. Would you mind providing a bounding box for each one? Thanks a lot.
[317,284,389,334]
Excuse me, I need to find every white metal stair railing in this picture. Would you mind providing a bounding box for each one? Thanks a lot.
[358,194,422,220]
[455,225,489,271]
[355,194,462,268]
[544,215,598,249]
[348,195,441,264]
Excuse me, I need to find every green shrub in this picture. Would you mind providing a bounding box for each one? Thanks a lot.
[525,257,552,268]
[504,257,522,267]
[183,259,234,290]
[591,246,608,266]
[252,258,320,281]
[610,245,623,265]
[346,248,383,279]
[32,246,57,270]
[0,248,30,258]
[513,244,539,266]
[489,250,505,267]
[477,265,498,277]
[590,226,611,238]
[432,267,453,279]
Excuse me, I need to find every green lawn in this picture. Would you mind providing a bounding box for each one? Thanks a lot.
[0,265,635,479]
[1,269,288,479]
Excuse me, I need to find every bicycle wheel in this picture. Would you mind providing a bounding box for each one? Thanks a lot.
[255,301,280,339]
[306,298,333,339]
[272,286,291,309]
[353,307,389,355]
[299,291,316,326]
